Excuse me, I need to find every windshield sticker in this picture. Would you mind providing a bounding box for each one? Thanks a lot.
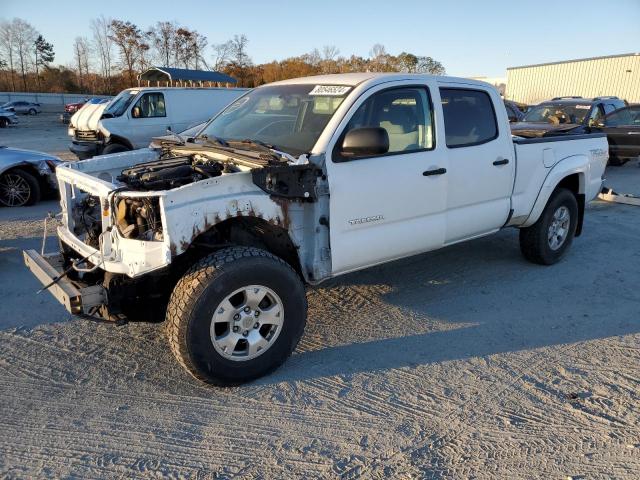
[575,105,591,109]
[309,85,351,96]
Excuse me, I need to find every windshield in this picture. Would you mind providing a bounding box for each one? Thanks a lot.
[103,90,138,117]
[198,84,351,156]
[523,103,591,125]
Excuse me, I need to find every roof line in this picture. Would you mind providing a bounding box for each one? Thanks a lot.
[507,52,640,70]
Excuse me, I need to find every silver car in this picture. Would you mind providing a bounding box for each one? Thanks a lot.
[0,109,19,128]
[0,146,62,207]
[1,101,42,115]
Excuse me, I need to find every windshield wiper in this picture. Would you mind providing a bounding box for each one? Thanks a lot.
[196,134,228,147]
[227,139,292,162]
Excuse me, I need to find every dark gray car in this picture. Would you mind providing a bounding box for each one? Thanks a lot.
[1,101,42,115]
[0,146,62,207]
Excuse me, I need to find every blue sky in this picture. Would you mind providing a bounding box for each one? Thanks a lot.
[1,0,639,77]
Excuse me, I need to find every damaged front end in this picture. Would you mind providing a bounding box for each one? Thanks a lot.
[25,143,330,322]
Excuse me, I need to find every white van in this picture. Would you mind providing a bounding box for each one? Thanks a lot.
[68,87,249,159]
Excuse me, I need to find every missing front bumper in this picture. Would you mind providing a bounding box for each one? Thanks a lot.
[23,249,106,315]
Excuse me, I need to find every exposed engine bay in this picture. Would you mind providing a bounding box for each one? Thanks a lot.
[70,147,322,246]
[117,155,227,190]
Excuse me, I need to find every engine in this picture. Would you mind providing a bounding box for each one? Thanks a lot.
[117,155,224,190]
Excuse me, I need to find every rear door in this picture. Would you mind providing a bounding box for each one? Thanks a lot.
[598,106,640,160]
[326,81,448,275]
[438,85,515,243]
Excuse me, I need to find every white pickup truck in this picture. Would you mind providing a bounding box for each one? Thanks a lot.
[24,73,608,385]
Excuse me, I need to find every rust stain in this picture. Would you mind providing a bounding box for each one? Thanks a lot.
[270,196,291,229]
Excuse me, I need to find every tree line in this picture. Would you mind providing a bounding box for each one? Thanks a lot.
[0,17,445,95]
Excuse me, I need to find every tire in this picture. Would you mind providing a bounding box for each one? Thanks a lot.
[607,156,628,167]
[519,188,578,265]
[28,108,37,115]
[102,143,130,155]
[0,118,7,128]
[0,169,41,207]
[166,246,307,386]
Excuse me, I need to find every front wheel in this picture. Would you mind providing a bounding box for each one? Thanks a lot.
[519,188,578,265]
[28,108,37,115]
[165,247,307,386]
[102,143,130,155]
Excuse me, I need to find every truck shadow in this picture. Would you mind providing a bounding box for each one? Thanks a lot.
[258,227,640,385]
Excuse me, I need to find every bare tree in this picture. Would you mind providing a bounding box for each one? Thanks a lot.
[0,20,17,91]
[91,16,114,92]
[230,34,251,68]
[109,20,147,86]
[73,37,91,90]
[11,19,38,91]
[369,43,391,72]
[211,40,233,71]
[148,21,177,67]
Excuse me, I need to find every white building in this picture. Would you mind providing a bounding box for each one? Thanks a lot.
[505,53,640,105]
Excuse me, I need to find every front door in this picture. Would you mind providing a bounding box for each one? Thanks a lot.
[128,92,168,147]
[326,83,448,275]
[598,106,640,160]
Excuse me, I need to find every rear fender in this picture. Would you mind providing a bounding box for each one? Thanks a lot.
[521,154,587,228]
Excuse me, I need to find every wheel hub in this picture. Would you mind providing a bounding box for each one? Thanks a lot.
[210,285,284,361]
[548,206,570,251]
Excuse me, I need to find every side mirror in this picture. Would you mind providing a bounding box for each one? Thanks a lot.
[132,106,141,118]
[340,127,389,158]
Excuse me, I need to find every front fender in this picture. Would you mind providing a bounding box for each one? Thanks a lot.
[521,154,588,228]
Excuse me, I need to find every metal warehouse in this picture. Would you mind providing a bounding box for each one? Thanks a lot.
[505,53,640,105]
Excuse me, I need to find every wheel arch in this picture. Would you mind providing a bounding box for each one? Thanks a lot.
[522,155,587,232]
[180,216,305,281]
[106,134,134,150]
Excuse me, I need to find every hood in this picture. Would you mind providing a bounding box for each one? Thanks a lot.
[70,101,108,131]
[0,146,62,174]
[510,122,580,138]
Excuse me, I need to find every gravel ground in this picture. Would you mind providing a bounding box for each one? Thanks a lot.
[0,119,639,478]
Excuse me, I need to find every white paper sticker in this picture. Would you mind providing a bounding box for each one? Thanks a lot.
[575,105,591,110]
[309,85,351,96]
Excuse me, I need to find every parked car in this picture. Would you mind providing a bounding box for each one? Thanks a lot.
[504,100,525,122]
[0,146,62,207]
[60,97,108,124]
[24,73,608,385]
[1,101,42,115]
[591,104,640,165]
[510,96,626,138]
[65,99,88,115]
[68,87,249,159]
[0,108,19,128]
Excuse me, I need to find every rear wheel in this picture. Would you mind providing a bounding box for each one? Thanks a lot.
[0,118,7,128]
[519,188,578,265]
[607,156,628,166]
[0,169,41,207]
[166,246,307,386]
[28,108,37,115]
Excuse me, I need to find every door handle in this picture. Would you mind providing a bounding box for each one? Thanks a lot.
[423,168,447,176]
[493,158,509,166]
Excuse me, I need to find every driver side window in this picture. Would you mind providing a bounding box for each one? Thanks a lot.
[132,92,166,119]
[343,87,434,156]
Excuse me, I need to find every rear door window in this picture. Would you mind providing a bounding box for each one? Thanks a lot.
[440,88,497,148]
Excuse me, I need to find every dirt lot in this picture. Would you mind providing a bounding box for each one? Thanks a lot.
[1,116,639,478]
